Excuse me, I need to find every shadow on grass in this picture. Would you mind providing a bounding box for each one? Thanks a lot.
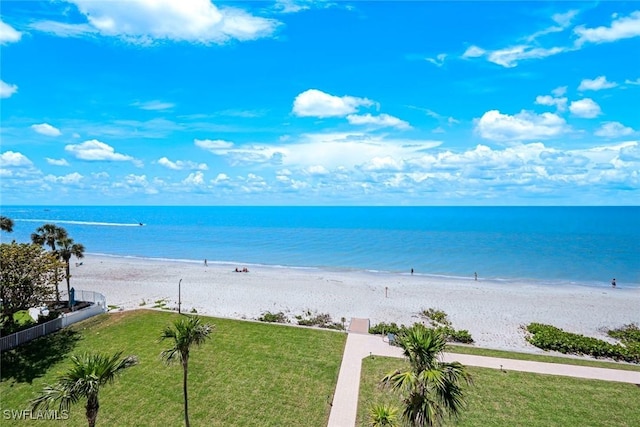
[1,329,81,384]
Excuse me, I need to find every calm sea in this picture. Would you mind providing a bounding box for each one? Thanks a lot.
[2,206,638,287]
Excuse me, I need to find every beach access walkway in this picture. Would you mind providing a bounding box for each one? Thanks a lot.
[327,318,640,427]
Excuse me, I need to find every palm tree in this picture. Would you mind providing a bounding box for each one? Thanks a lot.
[369,403,399,426]
[31,223,68,251]
[31,224,68,302]
[31,352,138,427]
[0,216,14,232]
[381,324,472,427]
[58,237,85,309]
[160,316,213,427]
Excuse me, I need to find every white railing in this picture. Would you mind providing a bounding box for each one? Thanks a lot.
[0,290,107,351]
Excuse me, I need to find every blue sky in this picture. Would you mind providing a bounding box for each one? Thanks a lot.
[1,0,639,206]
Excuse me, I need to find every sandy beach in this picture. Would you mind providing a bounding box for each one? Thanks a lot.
[70,254,639,353]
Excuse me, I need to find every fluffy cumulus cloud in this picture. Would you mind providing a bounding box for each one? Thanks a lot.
[462,45,486,58]
[292,89,374,118]
[0,151,33,167]
[32,0,280,45]
[45,172,83,184]
[194,139,235,153]
[574,11,640,45]
[578,76,618,91]
[31,123,62,136]
[65,140,135,161]
[346,113,411,130]
[183,171,205,186]
[595,122,635,138]
[0,20,22,44]
[157,157,208,170]
[46,158,70,166]
[475,110,569,141]
[535,95,567,112]
[569,98,602,118]
[0,80,18,98]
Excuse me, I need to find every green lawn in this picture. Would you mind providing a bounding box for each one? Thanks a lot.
[357,356,640,427]
[446,344,640,372]
[1,310,346,426]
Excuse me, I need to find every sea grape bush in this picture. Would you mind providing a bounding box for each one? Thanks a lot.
[258,311,289,323]
[526,323,640,364]
[369,308,475,344]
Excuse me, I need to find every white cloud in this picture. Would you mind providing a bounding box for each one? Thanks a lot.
[425,53,446,66]
[486,45,565,68]
[346,113,411,130]
[0,80,18,98]
[46,158,70,166]
[194,139,235,152]
[535,95,567,112]
[575,11,640,45]
[462,45,486,58]
[33,0,280,45]
[65,139,135,161]
[0,151,33,167]
[305,165,329,176]
[475,110,569,141]
[183,171,205,186]
[552,86,567,97]
[0,20,22,44]
[31,123,62,137]
[578,76,618,91]
[45,172,83,184]
[625,78,640,85]
[157,157,208,171]
[292,89,374,118]
[133,100,175,111]
[552,10,579,27]
[595,122,635,138]
[569,98,602,118]
[360,156,404,172]
[274,0,311,14]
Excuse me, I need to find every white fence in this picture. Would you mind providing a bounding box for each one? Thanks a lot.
[0,290,107,351]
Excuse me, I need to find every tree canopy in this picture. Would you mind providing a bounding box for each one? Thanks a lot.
[0,243,62,326]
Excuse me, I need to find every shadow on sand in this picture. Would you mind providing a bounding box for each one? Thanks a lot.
[1,329,81,384]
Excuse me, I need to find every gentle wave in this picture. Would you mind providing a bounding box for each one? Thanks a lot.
[15,219,143,227]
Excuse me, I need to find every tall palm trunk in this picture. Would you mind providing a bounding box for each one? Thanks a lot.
[183,357,190,427]
[86,394,99,427]
[65,260,72,310]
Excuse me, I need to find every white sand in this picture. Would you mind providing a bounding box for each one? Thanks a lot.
[71,254,639,353]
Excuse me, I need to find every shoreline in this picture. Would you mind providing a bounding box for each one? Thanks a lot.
[70,254,640,353]
[88,252,638,289]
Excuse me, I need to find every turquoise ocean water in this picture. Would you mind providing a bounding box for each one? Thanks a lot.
[1,206,638,288]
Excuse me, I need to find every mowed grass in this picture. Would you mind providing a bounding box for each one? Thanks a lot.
[357,356,640,427]
[446,344,640,372]
[1,310,346,426]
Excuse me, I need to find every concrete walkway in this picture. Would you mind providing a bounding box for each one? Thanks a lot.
[327,326,640,427]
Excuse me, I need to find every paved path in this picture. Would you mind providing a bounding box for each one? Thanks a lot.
[327,327,640,427]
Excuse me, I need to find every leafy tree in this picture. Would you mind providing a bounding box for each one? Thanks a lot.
[58,237,85,309]
[0,243,62,328]
[31,352,138,427]
[369,403,399,426]
[0,216,14,232]
[382,324,472,427]
[160,316,213,427]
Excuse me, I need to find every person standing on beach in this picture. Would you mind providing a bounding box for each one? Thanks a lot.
[612,278,616,288]
[411,268,414,275]
[204,259,208,267]
[474,272,478,281]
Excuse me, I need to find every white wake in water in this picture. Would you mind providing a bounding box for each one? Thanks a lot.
[16,219,144,227]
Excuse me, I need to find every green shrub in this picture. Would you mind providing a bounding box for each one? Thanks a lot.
[258,311,289,323]
[368,322,406,336]
[296,311,344,330]
[526,323,640,364]
[608,323,640,344]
